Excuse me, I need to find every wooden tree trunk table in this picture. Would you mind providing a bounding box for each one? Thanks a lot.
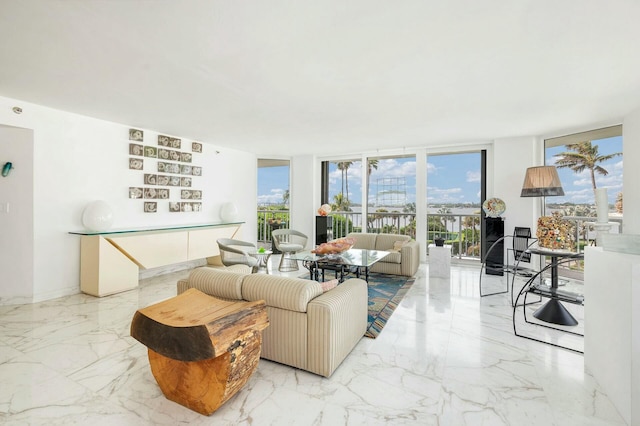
[130,288,269,415]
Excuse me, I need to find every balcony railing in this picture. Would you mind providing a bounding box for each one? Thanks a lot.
[257,209,290,244]
[258,209,482,260]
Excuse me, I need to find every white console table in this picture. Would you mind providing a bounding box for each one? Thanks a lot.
[70,222,243,297]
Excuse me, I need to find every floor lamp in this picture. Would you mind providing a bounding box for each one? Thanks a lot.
[520,165,565,215]
[520,166,575,325]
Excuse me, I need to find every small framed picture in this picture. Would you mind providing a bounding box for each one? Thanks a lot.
[168,176,181,186]
[192,202,202,212]
[129,187,143,199]
[143,188,157,199]
[191,166,202,176]
[129,158,143,170]
[192,142,202,153]
[144,202,157,213]
[129,129,143,141]
[157,188,170,199]
[156,175,170,186]
[158,148,170,160]
[169,202,181,212]
[168,150,181,161]
[191,190,202,200]
[144,146,157,158]
[170,137,181,149]
[129,143,143,156]
[158,135,171,146]
[180,202,193,212]
[144,174,157,185]
[181,189,192,199]
[180,164,192,175]
[181,152,192,163]
[181,177,192,187]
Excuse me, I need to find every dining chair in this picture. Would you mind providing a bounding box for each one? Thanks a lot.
[216,238,259,272]
[272,229,308,272]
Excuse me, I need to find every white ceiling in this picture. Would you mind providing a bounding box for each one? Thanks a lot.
[1,1,640,157]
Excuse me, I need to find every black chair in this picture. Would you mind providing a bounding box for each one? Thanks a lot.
[479,227,538,305]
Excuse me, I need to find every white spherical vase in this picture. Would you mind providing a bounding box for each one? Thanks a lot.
[220,202,239,222]
[82,200,114,232]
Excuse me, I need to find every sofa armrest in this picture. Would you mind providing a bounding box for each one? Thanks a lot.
[306,278,368,377]
[400,240,420,277]
[177,279,189,294]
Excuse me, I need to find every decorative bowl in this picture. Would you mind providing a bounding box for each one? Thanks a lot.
[482,197,506,217]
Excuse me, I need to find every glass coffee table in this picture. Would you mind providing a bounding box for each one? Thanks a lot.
[290,249,389,283]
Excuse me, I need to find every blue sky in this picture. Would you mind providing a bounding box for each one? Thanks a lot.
[258,136,623,206]
[546,136,623,205]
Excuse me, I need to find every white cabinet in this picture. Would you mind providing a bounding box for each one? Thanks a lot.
[73,223,242,297]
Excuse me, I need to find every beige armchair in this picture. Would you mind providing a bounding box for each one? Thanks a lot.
[272,229,308,272]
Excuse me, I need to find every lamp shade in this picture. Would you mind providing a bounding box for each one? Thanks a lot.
[520,166,564,197]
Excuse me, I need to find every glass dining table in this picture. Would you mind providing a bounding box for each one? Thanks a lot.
[526,246,585,326]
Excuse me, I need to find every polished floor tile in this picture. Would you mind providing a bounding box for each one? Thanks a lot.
[0,260,625,425]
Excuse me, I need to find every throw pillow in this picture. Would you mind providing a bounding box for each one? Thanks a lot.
[320,279,339,292]
[391,240,409,252]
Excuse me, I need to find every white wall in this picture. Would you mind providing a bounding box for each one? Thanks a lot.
[623,107,640,234]
[492,136,539,234]
[290,154,316,244]
[0,125,34,304]
[0,95,256,304]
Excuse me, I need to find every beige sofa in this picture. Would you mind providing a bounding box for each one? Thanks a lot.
[177,266,367,377]
[346,232,420,277]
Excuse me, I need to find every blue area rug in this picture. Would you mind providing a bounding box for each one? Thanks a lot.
[300,271,415,338]
[364,273,415,338]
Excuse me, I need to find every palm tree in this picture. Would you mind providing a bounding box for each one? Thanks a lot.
[554,141,622,193]
[331,192,350,212]
[366,159,379,201]
[336,162,348,197]
[282,189,290,207]
[338,161,353,204]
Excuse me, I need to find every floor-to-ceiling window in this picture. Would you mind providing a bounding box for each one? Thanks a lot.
[544,125,623,250]
[365,155,417,237]
[427,152,482,258]
[322,158,363,237]
[257,159,290,244]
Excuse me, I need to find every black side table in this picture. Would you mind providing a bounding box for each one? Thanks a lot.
[268,221,285,254]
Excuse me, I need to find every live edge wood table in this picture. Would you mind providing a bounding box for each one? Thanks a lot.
[130,288,269,416]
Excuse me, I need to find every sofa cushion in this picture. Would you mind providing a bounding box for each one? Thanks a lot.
[380,251,402,264]
[242,274,323,313]
[186,267,247,300]
[346,232,377,250]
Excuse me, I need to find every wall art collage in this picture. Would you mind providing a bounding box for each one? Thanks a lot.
[128,128,204,213]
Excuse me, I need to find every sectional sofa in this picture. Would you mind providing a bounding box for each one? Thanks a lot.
[177,265,367,377]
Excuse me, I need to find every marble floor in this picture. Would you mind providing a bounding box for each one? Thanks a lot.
[0,260,625,425]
